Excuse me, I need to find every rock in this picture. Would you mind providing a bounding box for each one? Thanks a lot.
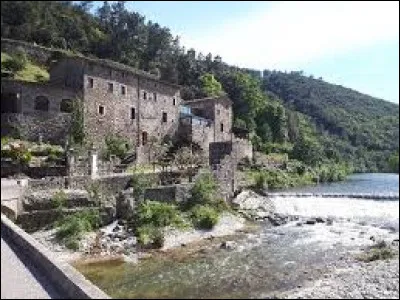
[220,241,237,250]
[370,236,376,242]
[315,217,325,223]
[306,219,316,225]
[326,218,334,226]
[112,225,120,232]
[296,222,303,227]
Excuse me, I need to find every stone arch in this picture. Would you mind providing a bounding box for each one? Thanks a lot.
[34,95,49,111]
[60,98,73,113]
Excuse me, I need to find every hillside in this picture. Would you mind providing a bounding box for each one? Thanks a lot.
[262,71,399,171]
[1,1,398,172]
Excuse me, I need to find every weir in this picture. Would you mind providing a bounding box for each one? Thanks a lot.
[264,192,399,200]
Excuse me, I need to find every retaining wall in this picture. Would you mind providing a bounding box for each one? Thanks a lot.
[1,214,110,299]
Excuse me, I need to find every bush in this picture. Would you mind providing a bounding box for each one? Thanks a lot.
[1,143,31,165]
[190,205,219,230]
[103,135,132,160]
[190,172,219,206]
[136,225,165,248]
[51,190,67,209]
[135,200,186,229]
[55,210,100,250]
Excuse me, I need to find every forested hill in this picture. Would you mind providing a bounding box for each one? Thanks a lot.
[1,1,399,172]
[262,71,399,171]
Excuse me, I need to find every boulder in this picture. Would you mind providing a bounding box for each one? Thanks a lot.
[220,241,237,250]
[305,219,316,225]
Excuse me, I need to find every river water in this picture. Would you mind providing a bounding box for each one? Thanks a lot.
[75,173,399,299]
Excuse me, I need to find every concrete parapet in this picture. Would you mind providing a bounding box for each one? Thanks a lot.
[1,214,111,299]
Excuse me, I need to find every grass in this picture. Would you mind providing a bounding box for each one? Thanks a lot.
[356,240,397,262]
[1,51,49,82]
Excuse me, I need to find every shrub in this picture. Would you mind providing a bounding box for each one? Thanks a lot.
[103,135,132,160]
[357,248,395,262]
[51,190,67,209]
[136,225,164,248]
[190,172,218,206]
[1,143,31,165]
[190,205,219,230]
[135,200,186,229]
[55,210,100,250]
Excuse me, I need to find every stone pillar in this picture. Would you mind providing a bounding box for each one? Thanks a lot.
[89,148,98,179]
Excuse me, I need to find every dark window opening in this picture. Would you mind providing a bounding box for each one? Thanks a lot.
[162,112,167,123]
[142,132,148,146]
[220,123,224,132]
[34,96,49,111]
[121,85,126,95]
[88,77,94,88]
[143,91,147,100]
[130,107,136,120]
[98,105,105,115]
[1,93,20,113]
[60,99,73,113]
[217,109,221,115]
[153,92,157,101]
[173,98,176,106]
[108,83,113,93]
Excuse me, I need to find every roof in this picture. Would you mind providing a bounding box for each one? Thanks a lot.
[62,56,181,89]
[183,94,233,105]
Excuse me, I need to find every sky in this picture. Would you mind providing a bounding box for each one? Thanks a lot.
[93,1,399,104]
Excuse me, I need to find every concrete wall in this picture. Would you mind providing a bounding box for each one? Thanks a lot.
[1,214,111,299]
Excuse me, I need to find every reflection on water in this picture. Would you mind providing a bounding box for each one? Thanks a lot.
[277,173,399,194]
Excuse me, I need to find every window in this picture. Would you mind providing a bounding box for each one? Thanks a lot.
[173,98,176,106]
[34,96,49,111]
[121,85,126,95]
[98,105,105,115]
[153,92,157,101]
[1,93,19,113]
[130,107,136,120]
[108,83,114,93]
[217,109,221,115]
[60,99,73,113]
[220,123,224,132]
[88,77,94,88]
[109,70,113,77]
[143,91,147,100]
[162,112,167,123]
[142,132,148,146]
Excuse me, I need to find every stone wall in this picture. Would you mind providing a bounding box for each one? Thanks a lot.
[1,38,53,65]
[144,184,193,203]
[1,112,72,144]
[233,138,253,161]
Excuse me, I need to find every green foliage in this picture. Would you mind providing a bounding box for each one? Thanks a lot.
[189,172,218,207]
[189,205,219,230]
[55,209,100,250]
[130,173,154,200]
[1,143,32,166]
[135,200,187,229]
[134,200,188,248]
[103,134,132,160]
[199,73,224,97]
[357,241,396,262]
[388,152,399,173]
[1,1,397,172]
[51,190,67,209]
[69,98,85,145]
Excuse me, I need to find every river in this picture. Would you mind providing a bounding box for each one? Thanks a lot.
[75,173,399,299]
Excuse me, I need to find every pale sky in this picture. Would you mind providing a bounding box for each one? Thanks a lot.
[95,1,399,104]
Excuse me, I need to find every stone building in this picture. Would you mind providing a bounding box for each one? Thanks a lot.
[1,54,251,164]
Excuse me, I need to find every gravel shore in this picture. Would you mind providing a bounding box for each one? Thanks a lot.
[281,249,399,299]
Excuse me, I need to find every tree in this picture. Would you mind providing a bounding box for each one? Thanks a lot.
[199,73,224,97]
